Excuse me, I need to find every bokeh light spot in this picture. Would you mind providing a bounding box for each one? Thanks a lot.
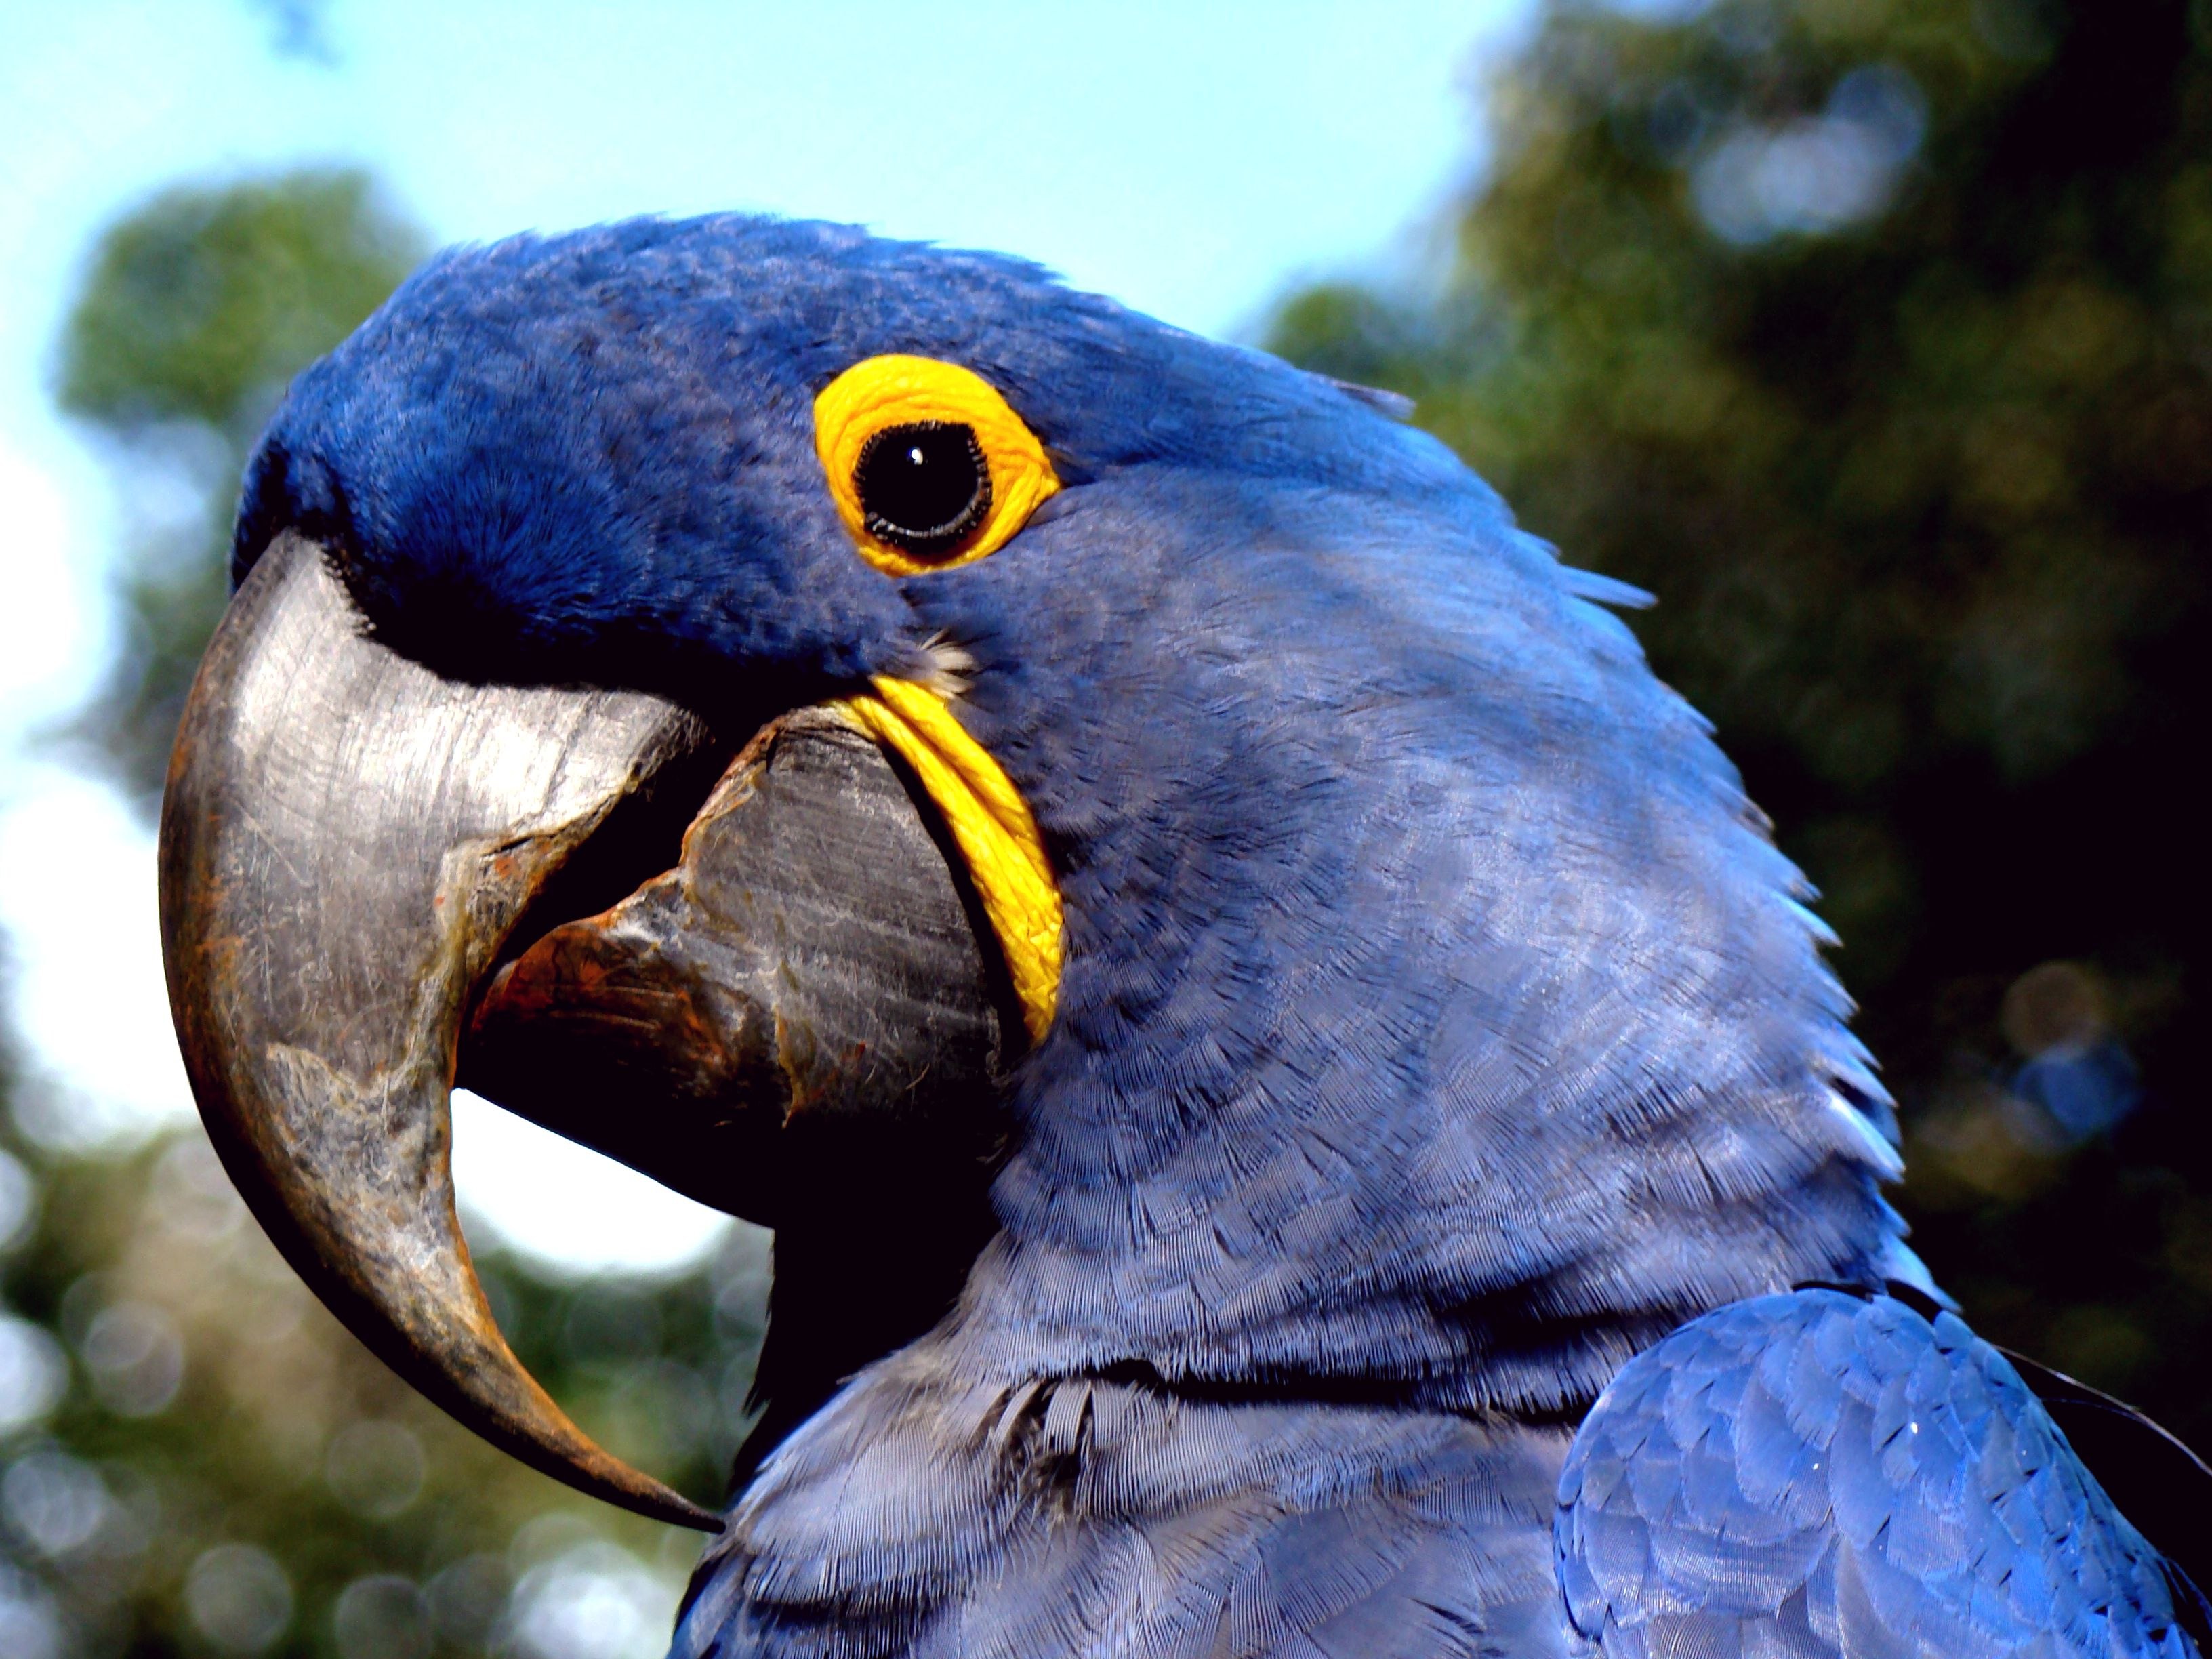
[185,1543,293,1655]
[333,1574,432,1659]
[324,1420,427,1520]
[81,1301,184,1417]
[0,1317,66,1434]
[2,1449,112,1557]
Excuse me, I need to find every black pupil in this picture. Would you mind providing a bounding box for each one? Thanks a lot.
[854,421,991,559]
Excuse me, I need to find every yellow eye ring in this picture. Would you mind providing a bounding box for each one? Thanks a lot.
[813,355,1060,577]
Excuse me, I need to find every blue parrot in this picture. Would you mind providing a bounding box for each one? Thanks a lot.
[155,215,2207,1659]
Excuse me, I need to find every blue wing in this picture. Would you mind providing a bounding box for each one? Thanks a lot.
[1556,1287,2201,1658]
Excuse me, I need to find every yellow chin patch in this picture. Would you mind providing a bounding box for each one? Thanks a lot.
[835,676,1061,1044]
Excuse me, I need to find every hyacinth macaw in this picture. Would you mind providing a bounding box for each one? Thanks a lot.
[157,216,2209,1658]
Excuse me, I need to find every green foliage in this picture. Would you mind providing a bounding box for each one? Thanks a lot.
[1,1122,762,1658]
[54,172,425,802]
[1270,0,2212,1442]
[57,172,417,439]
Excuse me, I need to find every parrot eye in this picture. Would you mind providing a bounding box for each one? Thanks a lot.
[853,421,992,560]
[814,354,1060,576]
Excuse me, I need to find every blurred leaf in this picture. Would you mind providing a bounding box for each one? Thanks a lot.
[1,1124,762,1658]
[57,172,415,440]
[54,171,426,804]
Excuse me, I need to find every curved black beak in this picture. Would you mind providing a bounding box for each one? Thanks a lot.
[159,532,1011,1529]
[161,532,726,1527]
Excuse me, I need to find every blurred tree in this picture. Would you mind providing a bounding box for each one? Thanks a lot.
[55,171,422,802]
[5,171,766,1659]
[1271,0,2212,1442]
[0,1118,764,1659]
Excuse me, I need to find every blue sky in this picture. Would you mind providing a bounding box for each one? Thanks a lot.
[0,0,1526,1271]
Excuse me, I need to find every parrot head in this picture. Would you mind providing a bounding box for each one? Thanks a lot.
[161,216,1912,1530]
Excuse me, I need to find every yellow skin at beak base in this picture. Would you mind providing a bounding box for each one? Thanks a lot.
[836,678,1061,1043]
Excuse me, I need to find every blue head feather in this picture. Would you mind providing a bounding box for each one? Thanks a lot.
[239,213,1918,1422]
